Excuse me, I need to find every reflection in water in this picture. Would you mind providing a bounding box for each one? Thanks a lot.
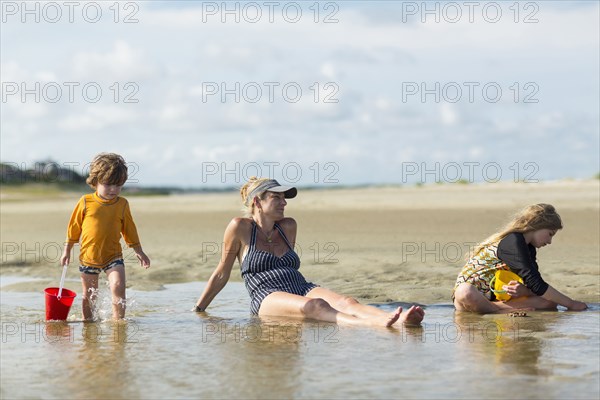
[195,314,308,398]
[43,321,75,343]
[63,321,139,399]
[454,311,550,376]
[1,284,598,399]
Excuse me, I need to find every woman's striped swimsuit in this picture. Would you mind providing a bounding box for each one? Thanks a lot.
[241,222,318,315]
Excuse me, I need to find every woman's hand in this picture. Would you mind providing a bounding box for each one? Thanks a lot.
[502,280,533,298]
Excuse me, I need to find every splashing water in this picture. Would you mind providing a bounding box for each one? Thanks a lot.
[73,281,139,322]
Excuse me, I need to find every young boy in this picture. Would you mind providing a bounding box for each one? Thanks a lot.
[60,153,150,320]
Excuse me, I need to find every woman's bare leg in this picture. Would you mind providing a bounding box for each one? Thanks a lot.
[454,282,556,314]
[258,292,401,327]
[306,287,424,325]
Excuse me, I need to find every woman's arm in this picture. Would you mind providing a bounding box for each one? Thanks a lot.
[194,219,243,311]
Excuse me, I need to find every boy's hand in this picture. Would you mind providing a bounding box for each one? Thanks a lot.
[60,251,70,266]
[61,243,75,267]
[136,251,151,269]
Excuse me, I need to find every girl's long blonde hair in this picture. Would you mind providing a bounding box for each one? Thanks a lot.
[470,203,563,257]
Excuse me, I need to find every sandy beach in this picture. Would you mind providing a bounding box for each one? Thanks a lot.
[2,180,599,305]
[2,180,599,400]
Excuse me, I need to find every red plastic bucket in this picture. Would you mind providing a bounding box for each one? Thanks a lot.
[44,287,77,321]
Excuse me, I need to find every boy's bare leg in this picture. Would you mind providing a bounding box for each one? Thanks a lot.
[80,273,99,321]
[107,264,127,320]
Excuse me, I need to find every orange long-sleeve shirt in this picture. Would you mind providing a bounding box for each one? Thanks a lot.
[66,193,141,268]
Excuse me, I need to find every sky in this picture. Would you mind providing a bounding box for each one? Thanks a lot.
[1,0,599,188]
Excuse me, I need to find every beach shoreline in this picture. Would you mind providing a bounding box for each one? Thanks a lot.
[1,180,599,305]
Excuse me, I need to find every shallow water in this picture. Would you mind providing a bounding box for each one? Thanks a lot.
[1,278,599,400]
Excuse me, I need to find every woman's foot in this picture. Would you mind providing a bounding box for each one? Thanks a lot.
[398,305,425,325]
[359,307,402,327]
[386,307,402,327]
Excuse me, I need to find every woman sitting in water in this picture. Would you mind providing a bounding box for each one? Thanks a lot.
[453,203,588,314]
[194,177,424,327]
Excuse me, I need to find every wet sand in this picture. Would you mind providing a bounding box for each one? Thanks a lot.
[1,280,599,399]
[1,180,599,305]
[1,181,599,399]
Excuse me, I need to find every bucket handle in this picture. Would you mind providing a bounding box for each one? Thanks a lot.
[57,264,68,300]
[489,275,507,294]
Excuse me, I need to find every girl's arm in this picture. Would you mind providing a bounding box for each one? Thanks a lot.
[542,286,587,311]
[194,219,243,311]
[497,233,549,296]
[504,281,535,298]
[504,281,587,310]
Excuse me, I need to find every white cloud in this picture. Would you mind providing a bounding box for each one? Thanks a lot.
[72,40,155,81]
[159,104,189,122]
[440,103,459,126]
[1,61,24,82]
[34,71,58,82]
[4,101,48,119]
[320,62,336,79]
[1,2,598,186]
[58,105,138,132]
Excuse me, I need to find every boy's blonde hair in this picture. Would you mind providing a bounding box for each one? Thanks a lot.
[470,203,563,257]
[86,153,128,189]
[240,177,271,217]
